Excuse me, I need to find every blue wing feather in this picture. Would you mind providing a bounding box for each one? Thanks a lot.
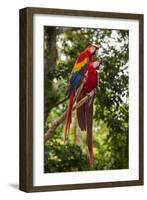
[68,67,87,95]
[68,73,81,94]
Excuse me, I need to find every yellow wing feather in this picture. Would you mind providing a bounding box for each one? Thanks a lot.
[72,58,88,73]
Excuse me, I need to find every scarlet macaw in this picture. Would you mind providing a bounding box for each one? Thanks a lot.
[64,45,99,142]
[76,61,102,166]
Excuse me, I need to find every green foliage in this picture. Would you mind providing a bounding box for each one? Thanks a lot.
[44,27,129,172]
[44,138,89,173]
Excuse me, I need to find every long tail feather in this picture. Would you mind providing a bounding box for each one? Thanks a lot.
[64,92,75,142]
[87,134,94,166]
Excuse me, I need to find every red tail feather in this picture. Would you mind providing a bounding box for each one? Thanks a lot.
[64,92,75,142]
[87,133,94,166]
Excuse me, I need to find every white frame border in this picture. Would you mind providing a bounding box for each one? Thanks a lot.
[33,14,139,186]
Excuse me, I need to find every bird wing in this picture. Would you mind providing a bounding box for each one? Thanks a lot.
[64,54,89,141]
[68,54,89,94]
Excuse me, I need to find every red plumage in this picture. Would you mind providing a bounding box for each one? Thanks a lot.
[77,62,98,166]
[64,45,97,142]
[64,91,75,143]
[76,48,93,63]
[84,62,98,93]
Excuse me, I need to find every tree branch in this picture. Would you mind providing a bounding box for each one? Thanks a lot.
[44,89,96,143]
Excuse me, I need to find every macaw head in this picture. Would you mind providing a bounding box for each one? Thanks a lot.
[86,44,99,55]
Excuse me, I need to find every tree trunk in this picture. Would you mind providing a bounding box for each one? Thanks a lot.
[44,26,57,122]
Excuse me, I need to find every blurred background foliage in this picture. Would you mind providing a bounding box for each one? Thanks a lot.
[44,26,129,173]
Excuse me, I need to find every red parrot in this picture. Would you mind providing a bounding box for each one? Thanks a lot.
[64,45,99,142]
[77,60,101,166]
